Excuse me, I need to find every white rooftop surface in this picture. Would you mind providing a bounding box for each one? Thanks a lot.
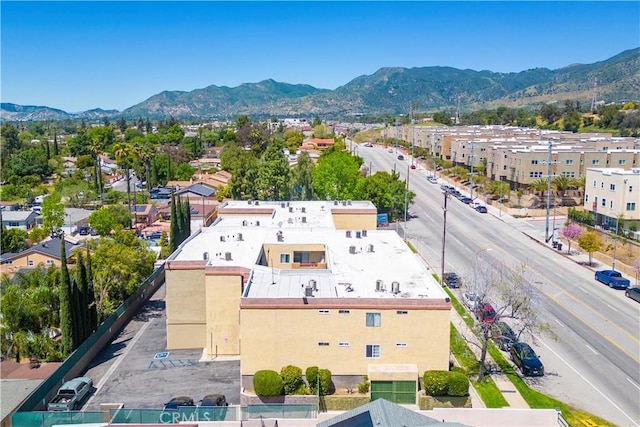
[174,201,446,301]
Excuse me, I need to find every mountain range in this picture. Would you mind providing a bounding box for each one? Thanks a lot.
[2,48,639,121]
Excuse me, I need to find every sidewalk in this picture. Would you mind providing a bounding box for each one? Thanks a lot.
[449,309,529,409]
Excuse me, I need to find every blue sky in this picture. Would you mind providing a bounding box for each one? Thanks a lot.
[2,1,639,112]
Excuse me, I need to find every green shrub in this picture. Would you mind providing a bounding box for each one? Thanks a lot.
[253,370,283,397]
[357,375,370,394]
[294,384,310,395]
[423,371,449,396]
[450,366,467,375]
[318,368,332,396]
[306,366,319,393]
[280,365,304,395]
[447,372,469,396]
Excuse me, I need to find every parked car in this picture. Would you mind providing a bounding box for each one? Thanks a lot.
[475,205,488,213]
[443,272,462,288]
[625,287,640,303]
[594,270,631,289]
[48,377,93,411]
[475,302,497,324]
[460,197,473,204]
[164,396,195,410]
[462,292,480,312]
[491,321,517,351]
[427,176,438,184]
[510,342,544,376]
[147,231,163,240]
[397,154,405,160]
[200,394,228,407]
[410,164,416,169]
[79,227,90,236]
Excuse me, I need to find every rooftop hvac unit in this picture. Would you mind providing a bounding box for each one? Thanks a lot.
[288,218,293,224]
[242,220,248,226]
[349,245,356,254]
[277,234,284,242]
[367,244,374,253]
[286,202,290,207]
[256,220,260,226]
[375,279,383,292]
[281,202,286,208]
[304,285,313,297]
[225,252,232,261]
[346,230,352,238]
[362,230,367,237]
[355,231,361,239]
[334,200,338,206]
[310,279,317,291]
[220,235,226,242]
[391,281,400,294]
[301,207,306,213]
[237,233,243,241]
[342,201,347,206]
[289,206,294,213]
[247,200,252,205]
[203,252,209,260]
[347,200,352,205]
[302,216,307,223]
[254,201,259,206]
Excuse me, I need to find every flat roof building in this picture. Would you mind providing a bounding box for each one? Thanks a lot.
[165,200,451,403]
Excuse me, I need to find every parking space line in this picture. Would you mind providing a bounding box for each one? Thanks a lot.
[585,344,599,355]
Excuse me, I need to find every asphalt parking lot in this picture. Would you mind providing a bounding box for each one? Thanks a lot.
[82,284,241,410]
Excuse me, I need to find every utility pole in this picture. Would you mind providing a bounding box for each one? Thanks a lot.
[441,191,449,284]
[433,130,438,178]
[404,164,409,238]
[612,179,628,271]
[544,138,553,243]
[470,130,476,201]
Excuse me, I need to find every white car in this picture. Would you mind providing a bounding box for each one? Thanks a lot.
[462,292,480,312]
[427,176,438,184]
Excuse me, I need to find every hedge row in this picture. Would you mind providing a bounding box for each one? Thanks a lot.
[253,365,332,397]
[423,370,469,397]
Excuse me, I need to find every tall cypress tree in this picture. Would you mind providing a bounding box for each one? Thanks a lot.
[76,251,89,342]
[169,193,177,252]
[71,277,82,350]
[176,196,185,246]
[185,198,191,237]
[53,133,59,156]
[59,239,74,355]
[86,250,98,331]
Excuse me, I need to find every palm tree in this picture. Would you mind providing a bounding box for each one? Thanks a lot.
[528,178,549,196]
[113,143,133,221]
[88,139,104,203]
[552,175,572,193]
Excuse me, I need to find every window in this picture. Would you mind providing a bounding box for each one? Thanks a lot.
[585,194,589,202]
[318,342,329,346]
[626,202,636,211]
[338,342,350,347]
[339,309,350,314]
[593,180,597,187]
[601,198,606,207]
[503,165,507,171]
[531,160,539,165]
[27,260,34,266]
[629,186,633,193]
[366,313,381,327]
[592,160,600,165]
[610,201,613,209]
[293,251,310,263]
[318,309,330,315]
[46,260,54,265]
[365,344,381,358]
[603,147,608,151]
[280,253,290,263]
[395,343,408,348]
[396,310,408,315]
[610,184,616,191]
[601,182,604,189]
[565,159,573,165]
[619,160,626,165]
[529,171,543,178]
[562,172,575,178]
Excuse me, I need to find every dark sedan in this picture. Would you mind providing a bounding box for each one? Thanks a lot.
[164,396,195,410]
[625,287,640,303]
[443,272,462,288]
[475,205,488,213]
[491,321,517,351]
[510,342,544,376]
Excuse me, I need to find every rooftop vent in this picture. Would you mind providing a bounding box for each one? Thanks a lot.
[362,230,367,237]
[375,279,383,292]
[304,285,314,297]
[347,200,352,205]
[355,231,361,239]
[225,252,232,261]
[334,200,338,206]
[301,207,306,213]
[237,233,243,241]
[288,218,293,224]
[310,279,317,291]
[277,233,284,242]
[349,245,356,254]
[391,281,401,295]
[247,200,252,205]
[342,201,347,206]
[242,220,248,226]
[203,252,209,260]
[254,201,259,206]
[281,202,286,208]
[256,220,260,226]
[367,244,374,253]
[302,216,307,223]
[289,206,294,213]
[220,235,226,242]
[346,230,352,238]
[286,202,290,207]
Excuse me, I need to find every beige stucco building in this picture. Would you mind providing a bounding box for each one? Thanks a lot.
[584,168,640,232]
[164,200,451,402]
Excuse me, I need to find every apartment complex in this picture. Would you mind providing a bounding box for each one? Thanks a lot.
[164,200,451,403]
[382,125,640,188]
[584,168,640,231]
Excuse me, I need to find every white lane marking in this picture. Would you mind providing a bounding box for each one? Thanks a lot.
[606,303,619,313]
[585,344,599,355]
[537,336,637,425]
[626,377,640,391]
[554,318,565,328]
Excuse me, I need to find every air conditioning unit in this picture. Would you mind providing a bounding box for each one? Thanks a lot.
[367,244,374,253]
[346,230,352,238]
[349,246,356,254]
[375,280,383,292]
[334,200,338,206]
[301,207,306,213]
[310,279,317,291]
[289,206,294,213]
[242,220,248,226]
[362,230,367,237]
[302,216,307,223]
[355,231,361,239]
[304,285,313,297]
[237,233,243,241]
[220,235,226,242]
[256,220,260,226]
[391,281,400,294]
[203,252,209,260]
[281,202,286,208]
[225,252,232,261]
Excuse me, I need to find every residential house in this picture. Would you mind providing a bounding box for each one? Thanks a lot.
[0,236,81,276]
[1,211,38,231]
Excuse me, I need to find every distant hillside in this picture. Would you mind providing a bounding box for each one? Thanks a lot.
[2,48,638,121]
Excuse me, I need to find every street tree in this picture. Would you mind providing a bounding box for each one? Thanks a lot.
[41,194,64,234]
[577,231,602,266]
[257,139,291,201]
[465,261,549,381]
[313,150,362,201]
[59,239,74,354]
[174,163,196,181]
[559,224,584,254]
[291,151,315,200]
[1,228,28,254]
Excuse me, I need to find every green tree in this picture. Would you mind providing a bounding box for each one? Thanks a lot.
[313,150,362,200]
[170,193,178,252]
[89,208,116,236]
[41,194,64,234]
[1,123,22,174]
[291,151,315,200]
[228,155,260,200]
[7,148,52,180]
[174,163,196,181]
[58,239,74,354]
[114,143,134,218]
[577,231,602,266]
[540,104,562,125]
[563,111,581,133]
[312,123,332,139]
[283,129,303,152]
[257,139,291,200]
[1,228,28,253]
[432,112,453,125]
[355,170,415,221]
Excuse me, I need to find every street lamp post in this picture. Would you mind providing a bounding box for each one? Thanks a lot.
[404,164,409,238]
[440,191,450,285]
[612,179,628,271]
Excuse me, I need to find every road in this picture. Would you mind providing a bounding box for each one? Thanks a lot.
[357,142,640,426]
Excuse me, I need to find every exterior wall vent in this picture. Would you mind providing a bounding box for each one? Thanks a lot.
[349,245,356,254]
[225,252,232,261]
[391,281,401,294]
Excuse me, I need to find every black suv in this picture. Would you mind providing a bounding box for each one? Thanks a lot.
[200,394,228,407]
[491,321,517,351]
[510,342,544,376]
[443,272,461,288]
[163,396,195,410]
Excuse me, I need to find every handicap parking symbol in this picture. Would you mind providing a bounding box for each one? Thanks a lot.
[154,352,169,359]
